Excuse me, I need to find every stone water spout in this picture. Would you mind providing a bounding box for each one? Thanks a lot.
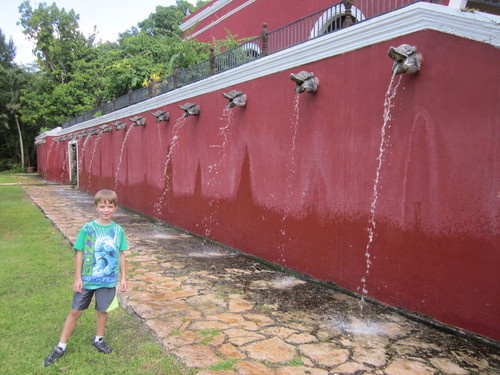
[100,124,113,133]
[111,121,127,131]
[223,90,247,108]
[290,71,319,94]
[388,44,422,75]
[89,128,100,135]
[151,110,170,123]
[179,103,200,117]
[130,116,146,126]
[76,131,87,139]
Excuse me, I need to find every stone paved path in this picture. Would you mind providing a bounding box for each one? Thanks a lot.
[17,176,499,375]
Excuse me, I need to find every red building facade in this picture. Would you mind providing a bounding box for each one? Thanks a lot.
[35,1,500,341]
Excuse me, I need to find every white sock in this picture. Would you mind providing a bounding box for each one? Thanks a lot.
[94,336,103,343]
[58,342,67,350]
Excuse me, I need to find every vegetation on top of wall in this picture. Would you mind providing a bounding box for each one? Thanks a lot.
[0,0,223,171]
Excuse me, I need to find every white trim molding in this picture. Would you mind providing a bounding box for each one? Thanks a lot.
[181,0,258,40]
[448,0,467,8]
[180,0,233,31]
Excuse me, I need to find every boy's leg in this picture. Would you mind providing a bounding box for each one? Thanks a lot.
[45,289,93,366]
[60,288,94,342]
[60,309,84,343]
[93,288,115,354]
[44,309,84,366]
[93,311,112,353]
[95,310,107,337]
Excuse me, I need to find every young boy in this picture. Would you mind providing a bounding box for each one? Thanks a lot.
[44,189,128,366]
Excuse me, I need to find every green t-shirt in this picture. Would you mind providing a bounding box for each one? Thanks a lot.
[74,221,128,290]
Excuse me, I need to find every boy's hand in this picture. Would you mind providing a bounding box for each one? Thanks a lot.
[119,278,128,292]
[73,279,83,293]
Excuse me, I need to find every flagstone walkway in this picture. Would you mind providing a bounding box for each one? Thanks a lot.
[18,176,499,375]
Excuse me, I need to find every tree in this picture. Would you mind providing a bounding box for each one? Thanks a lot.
[14,0,237,133]
[136,5,186,38]
[0,29,31,170]
[0,65,31,169]
[18,0,92,83]
[0,29,16,68]
[132,0,209,38]
[17,1,98,130]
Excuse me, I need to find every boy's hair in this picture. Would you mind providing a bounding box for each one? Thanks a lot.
[94,189,118,206]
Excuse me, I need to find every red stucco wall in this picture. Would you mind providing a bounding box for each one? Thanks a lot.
[37,30,500,341]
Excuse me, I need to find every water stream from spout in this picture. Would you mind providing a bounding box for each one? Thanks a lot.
[114,125,134,191]
[202,106,234,237]
[60,143,70,182]
[278,93,301,263]
[156,121,164,149]
[44,142,55,175]
[358,72,402,313]
[87,131,104,189]
[49,141,61,178]
[154,116,187,217]
[78,134,93,177]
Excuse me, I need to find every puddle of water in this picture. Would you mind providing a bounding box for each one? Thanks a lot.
[188,247,238,258]
[327,315,384,336]
[151,233,179,240]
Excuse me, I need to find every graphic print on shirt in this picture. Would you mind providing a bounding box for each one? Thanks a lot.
[80,223,122,287]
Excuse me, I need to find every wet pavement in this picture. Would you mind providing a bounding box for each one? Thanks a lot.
[17,175,499,374]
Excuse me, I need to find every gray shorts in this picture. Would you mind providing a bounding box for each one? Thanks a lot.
[72,287,116,312]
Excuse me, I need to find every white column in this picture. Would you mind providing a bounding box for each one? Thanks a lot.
[448,0,467,8]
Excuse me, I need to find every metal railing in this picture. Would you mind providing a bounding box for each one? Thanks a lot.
[468,0,500,5]
[62,0,426,129]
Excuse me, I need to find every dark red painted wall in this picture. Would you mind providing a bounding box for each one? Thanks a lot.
[37,30,500,340]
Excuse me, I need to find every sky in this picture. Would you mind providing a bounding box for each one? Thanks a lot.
[0,0,195,65]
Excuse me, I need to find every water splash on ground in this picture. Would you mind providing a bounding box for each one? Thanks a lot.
[271,276,306,289]
[327,315,385,336]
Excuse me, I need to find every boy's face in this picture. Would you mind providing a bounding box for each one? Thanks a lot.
[95,200,117,223]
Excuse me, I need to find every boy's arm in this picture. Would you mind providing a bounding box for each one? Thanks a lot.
[119,251,128,292]
[73,250,83,293]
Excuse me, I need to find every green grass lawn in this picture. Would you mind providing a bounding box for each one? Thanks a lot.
[0,174,193,375]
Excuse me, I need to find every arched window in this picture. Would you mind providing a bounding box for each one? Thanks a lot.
[215,42,262,72]
[309,4,365,39]
[241,42,262,58]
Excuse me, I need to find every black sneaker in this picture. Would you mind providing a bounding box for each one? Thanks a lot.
[93,339,112,354]
[44,345,65,366]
